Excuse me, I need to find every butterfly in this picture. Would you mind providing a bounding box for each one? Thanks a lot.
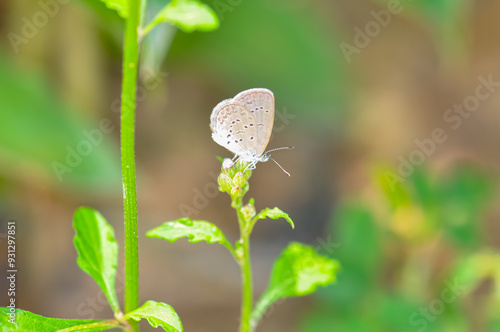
[210,88,292,175]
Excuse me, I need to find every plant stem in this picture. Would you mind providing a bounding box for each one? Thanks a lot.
[237,201,253,332]
[121,0,142,330]
[58,320,122,332]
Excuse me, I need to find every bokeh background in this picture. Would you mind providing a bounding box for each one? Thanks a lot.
[1,0,500,331]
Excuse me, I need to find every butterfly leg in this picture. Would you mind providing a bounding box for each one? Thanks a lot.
[243,161,257,173]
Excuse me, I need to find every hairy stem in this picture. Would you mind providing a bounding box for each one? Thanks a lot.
[121,0,142,330]
[236,199,253,332]
[240,231,252,332]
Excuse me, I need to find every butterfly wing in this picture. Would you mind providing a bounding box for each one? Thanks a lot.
[233,88,275,156]
[210,100,260,160]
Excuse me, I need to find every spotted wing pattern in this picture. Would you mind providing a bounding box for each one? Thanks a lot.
[210,100,261,161]
[210,88,275,162]
[233,88,275,156]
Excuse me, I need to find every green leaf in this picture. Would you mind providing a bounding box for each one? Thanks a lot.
[254,207,295,229]
[98,0,128,18]
[146,218,233,252]
[125,301,182,331]
[250,242,339,326]
[144,0,219,34]
[0,307,118,332]
[73,207,120,313]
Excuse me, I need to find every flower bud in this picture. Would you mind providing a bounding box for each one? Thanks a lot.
[241,203,256,220]
[218,173,232,193]
[233,171,246,188]
[231,185,242,198]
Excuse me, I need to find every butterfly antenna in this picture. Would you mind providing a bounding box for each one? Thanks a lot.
[269,157,291,176]
[266,146,294,153]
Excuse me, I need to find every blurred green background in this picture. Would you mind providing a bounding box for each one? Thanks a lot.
[1,0,500,331]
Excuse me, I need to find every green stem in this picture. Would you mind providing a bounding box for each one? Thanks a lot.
[142,19,157,37]
[237,202,252,332]
[249,288,283,330]
[240,232,252,332]
[121,0,142,331]
[57,320,121,332]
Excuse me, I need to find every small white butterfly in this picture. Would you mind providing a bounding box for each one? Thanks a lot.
[210,88,292,175]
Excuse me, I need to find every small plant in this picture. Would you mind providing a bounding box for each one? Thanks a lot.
[147,158,340,332]
[146,88,339,330]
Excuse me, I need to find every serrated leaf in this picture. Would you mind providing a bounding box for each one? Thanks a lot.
[0,307,118,332]
[98,0,128,18]
[144,0,219,34]
[250,242,339,326]
[255,207,295,229]
[125,301,182,331]
[146,218,233,251]
[268,242,339,296]
[73,207,120,313]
